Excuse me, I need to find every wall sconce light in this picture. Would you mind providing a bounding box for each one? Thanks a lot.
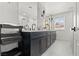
[41,10,45,17]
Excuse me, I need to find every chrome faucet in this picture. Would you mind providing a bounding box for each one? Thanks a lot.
[23,24,29,30]
[32,24,36,30]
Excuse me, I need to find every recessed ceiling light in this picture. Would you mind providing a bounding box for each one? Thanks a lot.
[29,6,32,9]
[8,2,11,4]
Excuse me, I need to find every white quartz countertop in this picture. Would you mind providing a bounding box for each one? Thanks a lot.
[22,29,56,32]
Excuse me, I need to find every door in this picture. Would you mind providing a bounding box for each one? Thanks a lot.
[74,2,79,56]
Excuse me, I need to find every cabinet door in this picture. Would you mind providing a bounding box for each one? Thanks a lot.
[31,39,40,56]
[21,32,30,56]
[40,37,47,54]
[51,32,56,44]
[47,35,51,48]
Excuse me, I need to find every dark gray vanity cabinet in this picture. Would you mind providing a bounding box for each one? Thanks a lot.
[20,32,30,56]
[31,32,47,56]
[31,38,40,56]
[50,31,56,44]
[39,37,47,55]
[46,32,51,48]
[21,31,56,56]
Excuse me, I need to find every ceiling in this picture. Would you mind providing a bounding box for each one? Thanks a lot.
[40,2,76,16]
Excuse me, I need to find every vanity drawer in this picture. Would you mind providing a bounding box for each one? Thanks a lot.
[31,32,46,39]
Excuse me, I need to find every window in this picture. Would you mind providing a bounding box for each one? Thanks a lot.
[53,16,65,30]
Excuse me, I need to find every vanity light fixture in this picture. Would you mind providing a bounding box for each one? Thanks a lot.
[41,10,45,17]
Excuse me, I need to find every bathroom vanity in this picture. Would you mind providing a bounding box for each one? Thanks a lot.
[0,24,56,56]
[21,31,56,56]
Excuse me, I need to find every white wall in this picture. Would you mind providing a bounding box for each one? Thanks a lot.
[19,2,37,20]
[37,2,45,30]
[54,11,74,41]
[19,2,37,30]
[0,2,19,25]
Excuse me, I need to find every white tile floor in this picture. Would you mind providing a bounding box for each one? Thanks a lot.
[42,40,74,56]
